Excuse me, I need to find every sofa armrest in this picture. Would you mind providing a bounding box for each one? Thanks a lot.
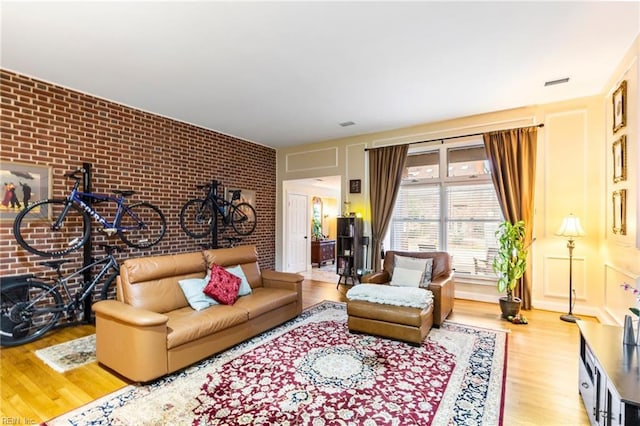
[92,300,170,382]
[93,300,169,326]
[261,270,303,314]
[429,272,455,326]
[361,271,390,284]
[262,269,303,285]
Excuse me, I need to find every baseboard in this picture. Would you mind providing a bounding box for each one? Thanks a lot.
[456,292,611,323]
[454,291,499,304]
[531,300,603,320]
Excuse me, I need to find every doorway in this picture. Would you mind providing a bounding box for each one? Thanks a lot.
[282,176,341,275]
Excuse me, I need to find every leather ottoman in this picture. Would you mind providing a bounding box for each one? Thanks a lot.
[346,298,434,345]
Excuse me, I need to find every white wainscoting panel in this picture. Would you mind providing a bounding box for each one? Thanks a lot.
[543,254,587,300]
[603,263,639,325]
[285,147,338,173]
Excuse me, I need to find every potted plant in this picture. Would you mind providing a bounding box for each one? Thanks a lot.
[311,217,323,241]
[492,220,528,319]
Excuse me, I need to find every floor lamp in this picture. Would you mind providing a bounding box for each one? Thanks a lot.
[556,214,585,323]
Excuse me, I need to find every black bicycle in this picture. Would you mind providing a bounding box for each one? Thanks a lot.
[180,181,257,239]
[13,168,167,257]
[0,244,122,347]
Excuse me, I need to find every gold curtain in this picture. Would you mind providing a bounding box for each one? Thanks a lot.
[368,144,409,271]
[483,126,538,309]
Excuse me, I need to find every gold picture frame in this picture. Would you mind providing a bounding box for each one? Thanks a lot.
[0,161,52,222]
[224,187,256,208]
[612,135,627,183]
[612,189,627,235]
[612,80,627,133]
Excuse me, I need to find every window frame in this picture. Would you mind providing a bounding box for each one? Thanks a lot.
[387,138,503,283]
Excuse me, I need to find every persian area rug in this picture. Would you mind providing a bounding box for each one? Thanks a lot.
[34,334,96,373]
[45,301,507,426]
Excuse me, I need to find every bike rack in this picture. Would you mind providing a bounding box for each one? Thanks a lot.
[210,180,220,249]
[81,162,93,323]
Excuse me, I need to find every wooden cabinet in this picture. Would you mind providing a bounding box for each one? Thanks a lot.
[311,240,335,266]
[336,217,363,286]
[577,321,640,425]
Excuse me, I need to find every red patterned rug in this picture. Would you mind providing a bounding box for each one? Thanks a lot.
[46,301,507,425]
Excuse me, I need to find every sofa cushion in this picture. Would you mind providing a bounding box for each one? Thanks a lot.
[204,264,241,305]
[178,278,218,311]
[232,287,299,319]
[165,305,248,349]
[120,252,207,313]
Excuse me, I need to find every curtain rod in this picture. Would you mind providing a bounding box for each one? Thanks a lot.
[364,123,544,151]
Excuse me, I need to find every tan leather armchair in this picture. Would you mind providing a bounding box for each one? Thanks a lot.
[360,250,454,326]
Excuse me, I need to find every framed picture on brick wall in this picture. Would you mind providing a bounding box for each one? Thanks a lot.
[224,187,256,208]
[0,162,51,222]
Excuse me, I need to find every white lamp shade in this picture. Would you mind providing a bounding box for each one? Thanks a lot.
[556,214,586,238]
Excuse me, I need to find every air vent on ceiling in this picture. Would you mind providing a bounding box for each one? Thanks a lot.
[339,121,356,127]
[544,77,570,87]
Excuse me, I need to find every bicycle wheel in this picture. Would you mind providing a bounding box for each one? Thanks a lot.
[13,199,90,257]
[1,281,63,347]
[230,202,257,236]
[179,198,214,239]
[117,202,167,249]
[99,271,120,300]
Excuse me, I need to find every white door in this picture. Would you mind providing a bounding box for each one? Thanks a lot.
[286,192,308,272]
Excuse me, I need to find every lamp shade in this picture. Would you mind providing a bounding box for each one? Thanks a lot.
[556,214,586,238]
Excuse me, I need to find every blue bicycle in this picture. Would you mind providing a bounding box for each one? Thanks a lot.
[13,168,167,257]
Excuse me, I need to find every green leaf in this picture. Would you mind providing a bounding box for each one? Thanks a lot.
[630,307,640,317]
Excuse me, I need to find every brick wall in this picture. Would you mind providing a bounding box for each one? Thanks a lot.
[0,69,276,285]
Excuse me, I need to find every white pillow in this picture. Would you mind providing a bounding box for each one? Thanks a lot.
[178,278,218,311]
[392,255,434,288]
[226,265,253,296]
[390,267,424,287]
[395,255,428,271]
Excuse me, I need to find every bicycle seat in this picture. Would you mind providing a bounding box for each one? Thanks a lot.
[64,168,85,180]
[113,190,135,197]
[228,189,241,201]
[41,259,72,269]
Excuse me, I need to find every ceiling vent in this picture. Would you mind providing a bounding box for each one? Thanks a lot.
[544,77,570,87]
[339,121,356,127]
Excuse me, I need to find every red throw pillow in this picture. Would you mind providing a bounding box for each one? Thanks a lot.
[203,263,241,305]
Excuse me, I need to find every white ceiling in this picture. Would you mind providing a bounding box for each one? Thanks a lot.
[2,1,639,148]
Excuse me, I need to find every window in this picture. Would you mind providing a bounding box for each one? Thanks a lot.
[388,141,503,278]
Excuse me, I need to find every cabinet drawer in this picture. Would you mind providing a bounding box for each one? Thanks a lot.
[578,361,596,426]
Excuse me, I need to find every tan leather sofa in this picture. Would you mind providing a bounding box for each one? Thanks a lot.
[359,250,455,326]
[92,245,303,382]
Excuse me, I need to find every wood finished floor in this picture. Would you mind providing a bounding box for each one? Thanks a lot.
[1,278,593,425]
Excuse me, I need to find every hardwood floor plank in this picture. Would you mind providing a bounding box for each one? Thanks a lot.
[0,278,592,424]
